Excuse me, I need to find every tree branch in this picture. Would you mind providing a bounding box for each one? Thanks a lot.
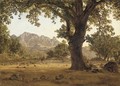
[47,6,66,20]
[74,0,83,16]
[96,0,106,5]
[35,1,74,20]
[83,0,97,21]
[66,20,71,39]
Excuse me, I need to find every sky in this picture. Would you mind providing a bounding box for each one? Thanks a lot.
[8,14,120,45]
[8,14,62,39]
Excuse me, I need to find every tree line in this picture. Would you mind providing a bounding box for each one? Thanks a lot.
[0,23,21,54]
[0,23,69,62]
[86,29,120,62]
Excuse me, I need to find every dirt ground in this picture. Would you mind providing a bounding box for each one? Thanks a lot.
[0,62,120,86]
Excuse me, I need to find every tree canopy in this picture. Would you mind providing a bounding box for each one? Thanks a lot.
[1,0,120,27]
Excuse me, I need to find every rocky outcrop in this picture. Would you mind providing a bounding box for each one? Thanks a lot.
[18,32,60,51]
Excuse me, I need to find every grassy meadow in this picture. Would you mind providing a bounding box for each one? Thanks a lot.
[0,61,120,86]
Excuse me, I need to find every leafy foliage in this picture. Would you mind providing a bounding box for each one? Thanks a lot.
[47,50,54,58]
[0,23,10,53]
[1,0,120,31]
[86,30,120,61]
[9,36,21,54]
[47,40,69,60]
[86,10,117,61]
[54,41,69,58]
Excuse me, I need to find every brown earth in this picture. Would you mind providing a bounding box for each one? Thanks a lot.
[0,63,120,86]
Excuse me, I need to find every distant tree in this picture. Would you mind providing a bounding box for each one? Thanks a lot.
[9,36,21,54]
[86,30,120,61]
[47,40,69,60]
[54,40,69,60]
[111,36,120,62]
[47,50,54,58]
[0,23,10,53]
[18,45,29,58]
[87,33,111,60]
[86,13,115,60]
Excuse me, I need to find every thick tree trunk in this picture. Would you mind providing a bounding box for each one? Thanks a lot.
[69,40,86,70]
[66,0,97,70]
[69,22,87,70]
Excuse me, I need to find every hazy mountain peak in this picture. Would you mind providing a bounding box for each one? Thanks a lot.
[19,32,60,51]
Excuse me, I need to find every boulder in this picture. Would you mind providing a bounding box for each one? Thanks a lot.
[9,73,23,80]
[40,75,47,80]
[55,74,64,80]
[103,61,119,73]
[9,74,19,80]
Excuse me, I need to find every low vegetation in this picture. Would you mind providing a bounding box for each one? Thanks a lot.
[0,62,120,86]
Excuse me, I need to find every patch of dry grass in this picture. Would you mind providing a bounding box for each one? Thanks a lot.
[0,63,120,86]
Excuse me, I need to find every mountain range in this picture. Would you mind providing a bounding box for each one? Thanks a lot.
[12,32,96,59]
[18,32,60,51]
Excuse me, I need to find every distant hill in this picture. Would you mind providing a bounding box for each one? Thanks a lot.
[82,46,96,60]
[11,32,96,59]
[18,32,60,51]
